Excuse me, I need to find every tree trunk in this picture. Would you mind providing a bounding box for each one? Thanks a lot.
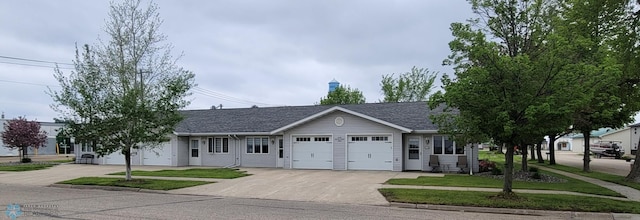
[625,135,640,182]
[530,144,536,160]
[549,135,556,165]
[583,131,591,172]
[521,144,528,172]
[124,147,132,181]
[536,140,544,163]
[21,146,28,160]
[503,142,514,193]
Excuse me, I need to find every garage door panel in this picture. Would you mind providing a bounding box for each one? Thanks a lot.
[292,136,333,170]
[347,136,393,171]
[143,143,171,166]
[104,151,126,165]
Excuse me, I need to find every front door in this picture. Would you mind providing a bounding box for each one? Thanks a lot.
[405,137,422,170]
[276,137,284,168]
[189,138,201,165]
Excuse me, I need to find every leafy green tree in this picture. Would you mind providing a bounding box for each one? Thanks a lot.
[430,0,570,195]
[50,0,195,180]
[1,117,47,162]
[319,85,366,105]
[380,66,436,102]
[556,0,640,172]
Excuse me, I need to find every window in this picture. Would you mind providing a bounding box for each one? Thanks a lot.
[314,137,329,142]
[296,137,311,142]
[372,136,388,141]
[247,137,269,154]
[81,142,94,152]
[209,138,229,154]
[351,136,367,141]
[433,135,463,155]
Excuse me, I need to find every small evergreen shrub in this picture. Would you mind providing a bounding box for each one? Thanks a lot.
[528,167,539,173]
[21,158,32,163]
[531,172,542,179]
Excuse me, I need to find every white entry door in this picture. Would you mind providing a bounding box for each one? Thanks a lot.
[189,138,201,165]
[276,137,284,168]
[405,137,422,170]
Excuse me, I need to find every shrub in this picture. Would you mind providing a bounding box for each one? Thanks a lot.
[479,160,497,173]
[491,167,503,175]
[528,167,539,173]
[531,172,542,179]
[21,158,32,163]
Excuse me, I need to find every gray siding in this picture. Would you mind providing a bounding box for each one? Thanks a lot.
[200,136,237,167]
[239,136,277,168]
[283,112,404,171]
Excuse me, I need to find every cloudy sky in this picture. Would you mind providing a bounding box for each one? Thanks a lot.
[0,0,476,121]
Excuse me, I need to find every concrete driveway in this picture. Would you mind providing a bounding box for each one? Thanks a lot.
[0,163,429,205]
[169,168,426,205]
[552,151,634,176]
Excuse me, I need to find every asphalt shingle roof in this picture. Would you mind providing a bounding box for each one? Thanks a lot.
[175,101,441,134]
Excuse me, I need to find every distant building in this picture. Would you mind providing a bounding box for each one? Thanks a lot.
[0,118,68,156]
[556,127,634,156]
[328,79,340,92]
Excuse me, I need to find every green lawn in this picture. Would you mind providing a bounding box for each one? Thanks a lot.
[108,168,250,179]
[536,163,640,191]
[387,172,623,197]
[0,164,55,171]
[379,189,640,214]
[58,177,212,190]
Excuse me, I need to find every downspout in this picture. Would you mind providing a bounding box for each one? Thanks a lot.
[231,135,240,167]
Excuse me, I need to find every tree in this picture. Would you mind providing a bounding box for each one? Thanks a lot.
[1,117,47,162]
[319,85,365,105]
[624,1,640,182]
[430,0,570,195]
[380,66,436,102]
[50,0,195,180]
[556,0,640,172]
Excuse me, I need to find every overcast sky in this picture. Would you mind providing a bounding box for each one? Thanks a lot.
[1,0,474,122]
[17,0,636,125]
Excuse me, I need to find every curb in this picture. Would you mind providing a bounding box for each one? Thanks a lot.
[389,202,614,218]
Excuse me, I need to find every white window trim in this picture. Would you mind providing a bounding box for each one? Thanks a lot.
[246,137,270,154]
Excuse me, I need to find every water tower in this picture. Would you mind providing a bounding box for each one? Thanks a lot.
[328,79,340,92]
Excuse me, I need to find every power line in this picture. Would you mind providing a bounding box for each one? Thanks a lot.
[0,55,74,66]
[0,79,60,87]
[193,87,275,107]
[0,61,74,70]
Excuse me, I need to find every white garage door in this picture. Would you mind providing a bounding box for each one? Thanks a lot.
[142,143,172,166]
[292,136,333,169]
[104,151,126,165]
[347,135,393,170]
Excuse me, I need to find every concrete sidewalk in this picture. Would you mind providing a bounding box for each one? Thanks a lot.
[536,166,640,202]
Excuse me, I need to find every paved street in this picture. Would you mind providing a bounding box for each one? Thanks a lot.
[0,184,610,220]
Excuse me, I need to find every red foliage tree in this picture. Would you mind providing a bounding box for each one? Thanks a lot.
[1,117,47,160]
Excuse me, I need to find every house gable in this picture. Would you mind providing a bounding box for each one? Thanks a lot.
[270,106,412,134]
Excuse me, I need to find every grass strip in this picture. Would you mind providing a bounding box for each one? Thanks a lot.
[58,177,212,190]
[387,171,623,197]
[0,164,54,171]
[537,163,640,191]
[108,168,250,179]
[379,188,640,214]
